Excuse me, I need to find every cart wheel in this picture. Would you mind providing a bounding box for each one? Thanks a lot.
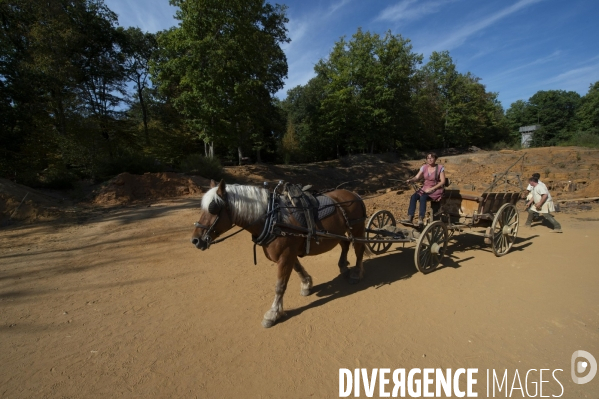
[491,203,519,257]
[414,221,448,274]
[365,210,396,255]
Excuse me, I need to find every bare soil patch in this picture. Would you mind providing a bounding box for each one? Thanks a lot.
[1,147,599,398]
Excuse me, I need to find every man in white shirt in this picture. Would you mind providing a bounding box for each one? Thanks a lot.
[525,172,543,197]
[525,177,562,232]
[525,173,544,222]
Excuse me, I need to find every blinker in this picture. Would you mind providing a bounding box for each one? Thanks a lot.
[208,200,222,215]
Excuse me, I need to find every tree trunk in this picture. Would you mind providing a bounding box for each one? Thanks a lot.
[137,79,149,145]
[238,146,243,166]
[204,141,214,158]
[256,147,261,163]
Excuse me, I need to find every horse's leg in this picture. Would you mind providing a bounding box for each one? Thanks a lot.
[337,240,350,275]
[349,241,366,283]
[349,213,366,283]
[262,257,294,328]
[293,260,313,296]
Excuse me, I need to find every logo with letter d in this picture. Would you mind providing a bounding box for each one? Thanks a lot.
[571,350,597,384]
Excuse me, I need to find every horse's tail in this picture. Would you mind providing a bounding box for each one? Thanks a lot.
[352,192,373,256]
[361,201,374,256]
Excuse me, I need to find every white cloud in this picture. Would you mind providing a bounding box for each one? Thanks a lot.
[327,0,352,17]
[496,55,599,106]
[544,63,599,88]
[423,0,544,54]
[485,51,562,84]
[376,0,457,22]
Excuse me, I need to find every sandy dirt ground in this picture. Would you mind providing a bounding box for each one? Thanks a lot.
[2,199,599,398]
[2,147,599,398]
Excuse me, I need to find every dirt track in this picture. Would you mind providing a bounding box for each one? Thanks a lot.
[2,195,599,398]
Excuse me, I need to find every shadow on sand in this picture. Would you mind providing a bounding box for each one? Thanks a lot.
[279,230,539,325]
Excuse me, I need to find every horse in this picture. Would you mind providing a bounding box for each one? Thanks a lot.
[190,180,368,328]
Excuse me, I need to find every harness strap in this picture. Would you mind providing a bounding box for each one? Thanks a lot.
[253,192,278,248]
[211,226,244,244]
[299,193,317,254]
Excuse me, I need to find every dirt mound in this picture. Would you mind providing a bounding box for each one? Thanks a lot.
[4,147,599,224]
[91,172,209,206]
[574,179,599,198]
[0,178,63,224]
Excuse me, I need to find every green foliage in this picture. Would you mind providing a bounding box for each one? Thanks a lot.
[280,76,329,161]
[282,37,508,159]
[415,51,509,147]
[0,0,136,180]
[39,167,80,189]
[280,121,302,164]
[153,0,289,164]
[576,82,599,131]
[559,129,599,148]
[96,152,165,181]
[2,1,594,188]
[283,29,423,160]
[179,154,223,180]
[529,90,581,144]
[119,27,158,146]
[318,30,422,154]
[505,89,582,146]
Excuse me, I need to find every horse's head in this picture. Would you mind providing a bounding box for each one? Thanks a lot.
[191,179,234,250]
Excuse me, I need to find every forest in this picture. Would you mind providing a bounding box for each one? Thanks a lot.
[1,0,598,188]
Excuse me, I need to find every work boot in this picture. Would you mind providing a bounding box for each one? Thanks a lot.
[525,212,534,226]
[400,215,414,224]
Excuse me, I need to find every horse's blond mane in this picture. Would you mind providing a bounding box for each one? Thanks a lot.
[201,184,269,225]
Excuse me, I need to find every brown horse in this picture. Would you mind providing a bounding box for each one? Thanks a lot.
[191,180,367,328]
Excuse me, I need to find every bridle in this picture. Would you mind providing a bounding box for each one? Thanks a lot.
[193,195,229,249]
[194,216,221,245]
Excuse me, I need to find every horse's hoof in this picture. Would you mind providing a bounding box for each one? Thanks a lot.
[300,288,311,296]
[262,318,276,328]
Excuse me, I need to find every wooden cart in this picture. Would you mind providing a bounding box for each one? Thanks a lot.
[364,189,521,274]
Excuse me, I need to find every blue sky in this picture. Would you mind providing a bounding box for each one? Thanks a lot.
[105,0,599,109]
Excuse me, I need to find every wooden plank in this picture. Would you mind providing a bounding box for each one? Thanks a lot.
[557,196,599,202]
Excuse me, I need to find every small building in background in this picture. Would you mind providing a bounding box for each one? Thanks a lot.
[519,125,540,148]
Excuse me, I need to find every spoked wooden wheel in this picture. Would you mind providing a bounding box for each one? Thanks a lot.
[365,210,396,255]
[491,203,519,257]
[414,221,448,274]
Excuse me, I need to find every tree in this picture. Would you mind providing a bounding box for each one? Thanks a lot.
[153,0,289,164]
[528,90,580,145]
[416,51,507,148]
[506,90,581,146]
[313,29,421,156]
[120,27,158,145]
[74,5,127,159]
[505,99,530,143]
[280,76,328,161]
[0,0,128,179]
[576,81,599,131]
